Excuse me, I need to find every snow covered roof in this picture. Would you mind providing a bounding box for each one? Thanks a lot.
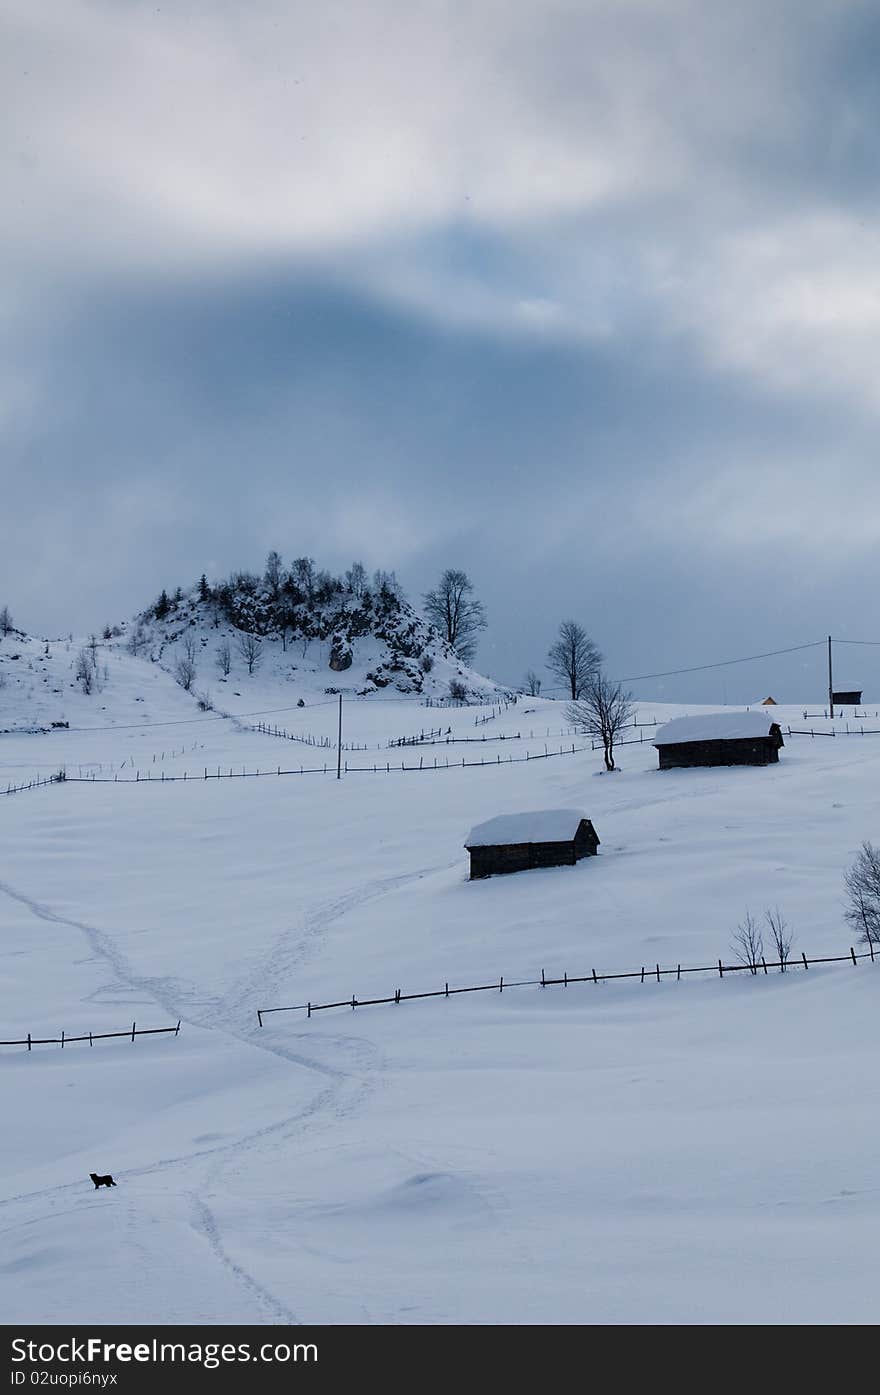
[654,712,781,745]
[465,809,589,848]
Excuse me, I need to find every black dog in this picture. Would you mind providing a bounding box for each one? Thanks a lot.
[89,1173,117,1190]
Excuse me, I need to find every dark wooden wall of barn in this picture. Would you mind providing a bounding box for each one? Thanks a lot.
[658,737,780,768]
[469,824,598,879]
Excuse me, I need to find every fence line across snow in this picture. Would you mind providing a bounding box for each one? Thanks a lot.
[257,941,878,1024]
[0,1020,182,1051]
[9,721,880,799]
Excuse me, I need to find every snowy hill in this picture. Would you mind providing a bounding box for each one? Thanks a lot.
[125,570,508,705]
[0,580,509,741]
[2,667,880,1323]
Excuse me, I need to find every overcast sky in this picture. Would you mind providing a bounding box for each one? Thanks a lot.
[3,1,880,701]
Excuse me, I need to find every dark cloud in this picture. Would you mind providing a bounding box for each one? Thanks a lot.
[3,1,880,702]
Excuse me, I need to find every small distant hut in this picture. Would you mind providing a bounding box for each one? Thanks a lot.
[832,690,862,706]
[761,696,778,705]
[654,713,783,769]
[464,809,599,880]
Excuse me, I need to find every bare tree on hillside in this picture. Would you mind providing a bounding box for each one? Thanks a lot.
[423,569,487,664]
[731,911,764,975]
[127,624,148,656]
[345,561,367,598]
[567,672,634,772]
[174,637,197,690]
[216,638,232,676]
[75,648,95,695]
[291,557,316,599]
[264,550,284,598]
[0,606,13,638]
[523,669,542,696]
[765,907,794,971]
[547,621,601,700]
[844,841,880,946]
[175,654,196,691]
[237,631,263,675]
[277,605,296,653]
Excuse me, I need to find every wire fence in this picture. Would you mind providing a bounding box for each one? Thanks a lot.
[257,942,878,1024]
[7,721,880,800]
[1,742,596,793]
[1,773,61,797]
[0,1020,181,1051]
[245,720,369,751]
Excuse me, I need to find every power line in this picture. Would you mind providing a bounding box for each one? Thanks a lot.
[616,641,825,684]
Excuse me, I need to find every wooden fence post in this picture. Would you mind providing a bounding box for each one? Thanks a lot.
[27,1032,31,1051]
[131,1021,136,1041]
[850,946,857,965]
[802,952,809,970]
[257,1010,263,1028]
[718,959,724,978]
[61,1030,64,1049]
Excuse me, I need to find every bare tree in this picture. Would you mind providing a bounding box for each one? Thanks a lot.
[0,605,12,638]
[567,672,634,772]
[523,669,542,697]
[765,907,794,971]
[127,624,148,656]
[291,556,316,599]
[75,648,95,694]
[345,561,367,598]
[264,550,284,597]
[237,631,263,675]
[175,655,196,690]
[844,841,880,946]
[423,569,487,663]
[731,911,764,975]
[216,638,232,676]
[547,621,602,700]
[276,605,297,653]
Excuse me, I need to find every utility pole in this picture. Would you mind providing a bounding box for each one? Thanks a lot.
[336,693,343,780]
[828,635,834,719]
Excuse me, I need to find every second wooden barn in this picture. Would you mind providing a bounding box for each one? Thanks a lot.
[465,809,600,879]
[654,712,784,769]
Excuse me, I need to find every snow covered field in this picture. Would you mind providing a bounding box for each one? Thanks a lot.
[1,645,879,1324]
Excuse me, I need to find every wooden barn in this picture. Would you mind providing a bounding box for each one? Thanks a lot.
[464,809,599,880]
[654,713,784,769]
[832,690,862,706]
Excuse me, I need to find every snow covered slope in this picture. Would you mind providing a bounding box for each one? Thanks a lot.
[1,676,879,1324]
